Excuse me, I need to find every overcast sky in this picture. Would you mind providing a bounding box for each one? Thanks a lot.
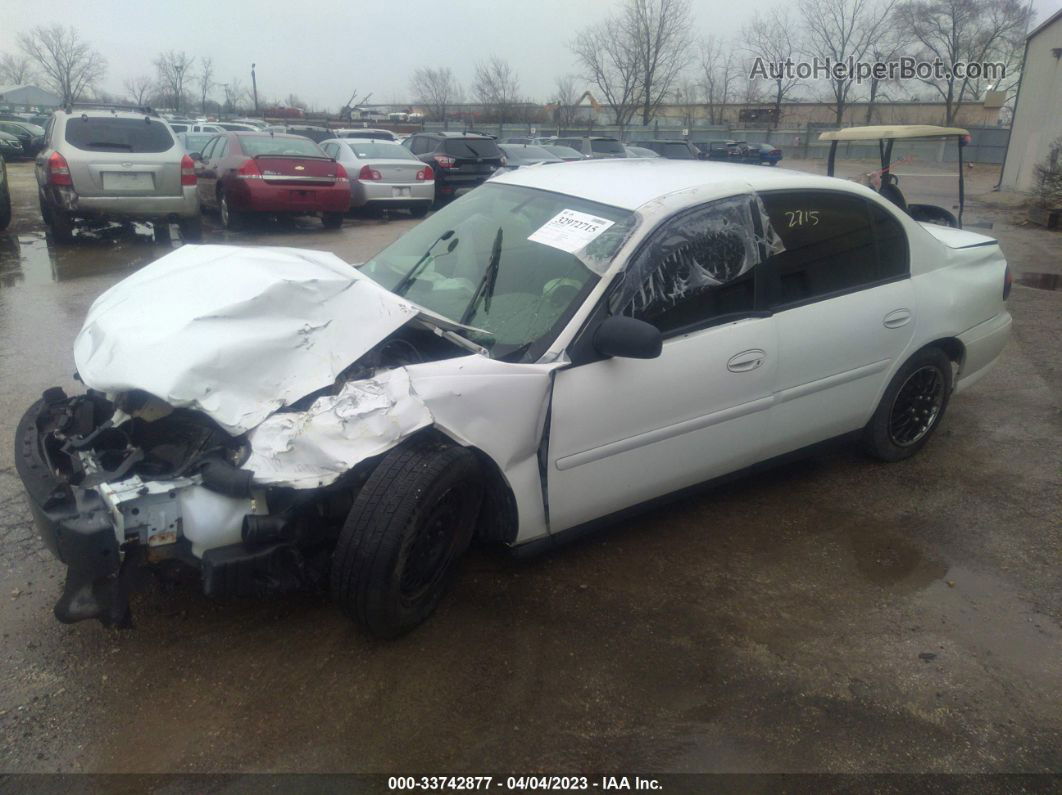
[2,0,1060,109]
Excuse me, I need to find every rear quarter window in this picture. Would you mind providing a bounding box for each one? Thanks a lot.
[64,117,175,153]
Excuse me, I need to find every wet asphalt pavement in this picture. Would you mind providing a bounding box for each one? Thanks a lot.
[0,160,1059,776]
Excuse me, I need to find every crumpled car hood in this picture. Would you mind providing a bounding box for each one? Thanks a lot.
[74,245,429,434]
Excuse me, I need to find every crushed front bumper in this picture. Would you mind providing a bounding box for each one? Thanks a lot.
[15,393,129,624]
[15,390,336,627]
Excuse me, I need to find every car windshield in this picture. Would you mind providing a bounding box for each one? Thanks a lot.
[358,184,633,360]
[544,145,583,159]
[500,145,558,163]
[347,142,418,160]
[441,138,502,158]
[341,131,394,140]
[239,136,325,157]
[590,139,624,154]
[64,117,174,152]
[180,133,215,153]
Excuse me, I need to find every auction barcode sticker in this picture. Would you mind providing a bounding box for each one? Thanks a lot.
[528,209,615,254]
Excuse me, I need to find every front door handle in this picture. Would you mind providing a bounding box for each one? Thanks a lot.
[883,308,913,329]
[727,349,767,372]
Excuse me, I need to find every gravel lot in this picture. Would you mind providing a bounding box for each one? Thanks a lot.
[0,158,1059,776]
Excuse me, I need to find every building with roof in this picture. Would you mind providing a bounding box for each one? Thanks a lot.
[1000,9,1062,193]
[0,84,63,111]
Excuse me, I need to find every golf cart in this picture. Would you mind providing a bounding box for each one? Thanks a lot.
[820,125,971,229]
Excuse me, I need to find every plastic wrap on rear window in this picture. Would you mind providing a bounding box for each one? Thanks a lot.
[611,192,784,315]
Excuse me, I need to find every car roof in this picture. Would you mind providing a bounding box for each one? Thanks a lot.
[490,159,844,211]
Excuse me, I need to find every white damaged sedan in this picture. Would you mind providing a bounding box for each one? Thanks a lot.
[16,160,1012,636]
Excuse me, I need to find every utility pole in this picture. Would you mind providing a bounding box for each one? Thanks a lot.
[175,63,184,114]
[251,63,259,113]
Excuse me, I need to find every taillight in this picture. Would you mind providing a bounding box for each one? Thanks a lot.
[358,165,382,181]
[499,155,508,167]
[180,154,197,186]
[416,166,434,181]
[1003,264,1013,300]
[432,154,456,169]
[236,158,261,179]
[334,163,349,181]
[47,151,72,186]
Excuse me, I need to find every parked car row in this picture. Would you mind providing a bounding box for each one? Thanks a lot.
[0,118,46,158]
[702,139,783,166]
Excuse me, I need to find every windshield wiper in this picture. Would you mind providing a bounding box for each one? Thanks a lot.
[460,227,503,326]
[391,229,457,297]
[88,142,134,150]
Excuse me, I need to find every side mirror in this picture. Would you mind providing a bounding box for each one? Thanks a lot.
[189,152,202,161]
[593,315,662,360]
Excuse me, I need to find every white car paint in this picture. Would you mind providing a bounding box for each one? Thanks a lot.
[63,160,1011,561]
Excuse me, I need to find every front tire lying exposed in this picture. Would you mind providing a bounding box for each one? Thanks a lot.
[330,441,483,638]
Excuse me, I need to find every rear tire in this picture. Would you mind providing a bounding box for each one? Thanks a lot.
[0,192,10,231]
[322,212,344,229]
[49,209,75,243]
[330,442,483,638]
[219,190,244,230]
[863,347,953,462]
[178,216,203,242]
[153,222,172,244]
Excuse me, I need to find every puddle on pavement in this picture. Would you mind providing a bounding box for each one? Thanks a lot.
[1017,272,1061,291]
[0,224,168,287]
[849,532,948,591]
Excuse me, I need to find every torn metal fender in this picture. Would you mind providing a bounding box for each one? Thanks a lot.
[245,368,434,489]
[404,356,558,545]
[242,356,558,544]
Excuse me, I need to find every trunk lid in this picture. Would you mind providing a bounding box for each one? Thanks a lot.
[918,223,997,249]
[255,155,338,186]
[362,159,426,183]
[74,151,182,197]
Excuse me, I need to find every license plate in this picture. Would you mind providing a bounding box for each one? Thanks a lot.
[289,190,316,201]
[392,187,411,198]
[102,172,154,191]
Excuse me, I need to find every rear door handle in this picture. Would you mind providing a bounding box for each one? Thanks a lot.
[727,349,767,372]
[883,308,912,329]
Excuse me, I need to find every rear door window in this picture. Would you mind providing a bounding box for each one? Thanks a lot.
[64,117,174,153]
[758,191,902,309]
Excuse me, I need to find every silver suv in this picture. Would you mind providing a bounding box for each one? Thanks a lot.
[35,109,201,243]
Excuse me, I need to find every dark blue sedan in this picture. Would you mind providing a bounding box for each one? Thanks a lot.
[748,143,783,165]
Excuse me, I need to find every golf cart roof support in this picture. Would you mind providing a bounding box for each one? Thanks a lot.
[820,124,970,229]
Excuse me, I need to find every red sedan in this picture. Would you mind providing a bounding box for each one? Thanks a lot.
[191,132,351,229]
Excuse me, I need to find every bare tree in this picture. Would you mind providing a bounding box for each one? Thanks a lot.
[473,55,521,123]
[571,17,643,129]
[0,53,36,85]
[743,8,802,129]
[223,78,251,114]
[672,78,699,131]
[894,0,1031,125]
[626,0,694,125]
[153,50,195,113]
[284,93,307,110]
[699,36,737,125]
[198,56,215,114]
[551,74,581,129]
[799,0,896,125]
[123,75,154,106]
[17,25,106,106]
[410,66,463,123]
